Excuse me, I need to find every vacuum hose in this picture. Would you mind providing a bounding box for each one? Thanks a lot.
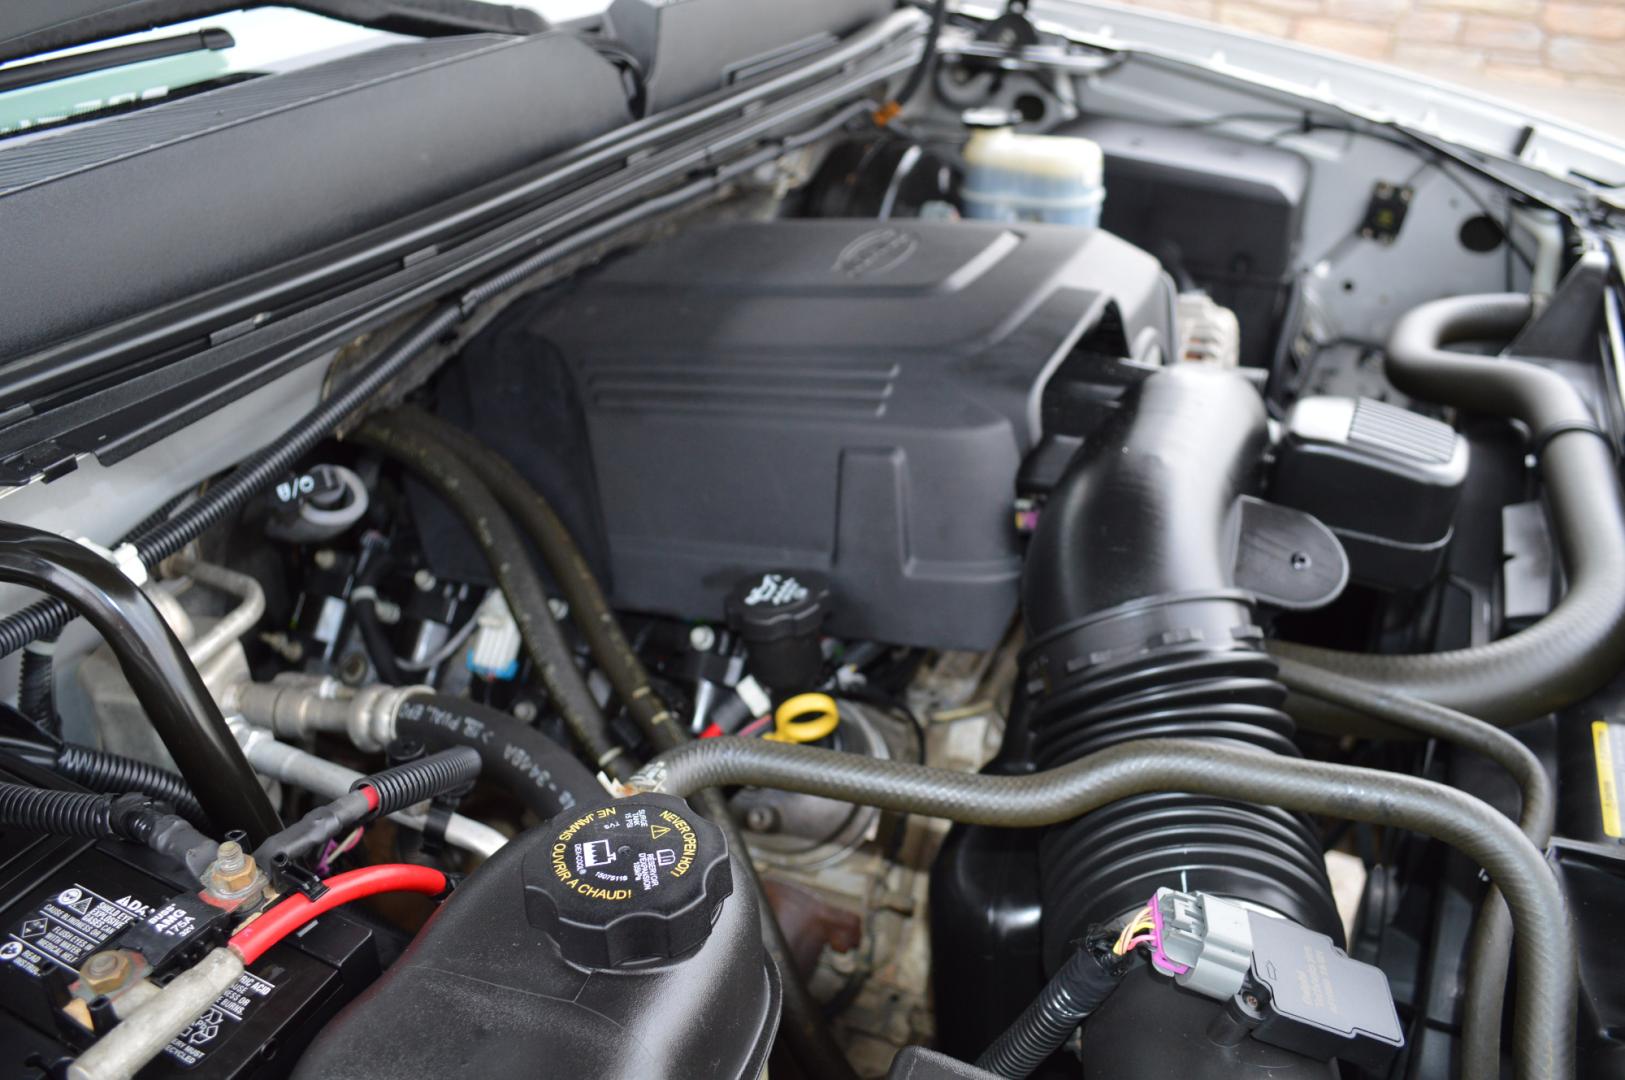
[1018,367,1339,959]
[1273,293,1625,728]
[631,735,1575,1080]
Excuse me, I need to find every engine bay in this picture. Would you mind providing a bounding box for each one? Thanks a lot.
[0,2,1623,1079]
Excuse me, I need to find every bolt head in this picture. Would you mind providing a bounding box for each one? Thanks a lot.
[413,569,437,591]
[339,652,369,685]
[80,950,131,994]
[513,700,539,723]
[689,625,717,652]
[313,549,337,570]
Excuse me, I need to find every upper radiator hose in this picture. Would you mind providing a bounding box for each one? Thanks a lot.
[1020,366,1339,960]
[1274,293,1625,729]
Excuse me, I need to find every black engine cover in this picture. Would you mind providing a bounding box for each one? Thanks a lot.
[517,219,1173,650]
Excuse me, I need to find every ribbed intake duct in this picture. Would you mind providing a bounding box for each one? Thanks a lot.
[1019,367,1339,966]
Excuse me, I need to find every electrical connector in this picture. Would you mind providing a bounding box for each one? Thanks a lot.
[466,590,521,680]
[1151,887,1254,999]
[1142,887,1404,1071]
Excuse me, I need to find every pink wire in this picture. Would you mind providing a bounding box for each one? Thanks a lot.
[1147,893,1191,975]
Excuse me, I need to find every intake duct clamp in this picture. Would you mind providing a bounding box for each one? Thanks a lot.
[1020,366,1341,965]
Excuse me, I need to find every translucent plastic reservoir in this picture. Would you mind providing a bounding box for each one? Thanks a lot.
[962,128,1105,228]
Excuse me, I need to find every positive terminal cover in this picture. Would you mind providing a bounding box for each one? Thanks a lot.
[524,795,732,970]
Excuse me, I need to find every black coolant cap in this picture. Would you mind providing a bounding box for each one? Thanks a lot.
[524,795,732,970]
[724,570,832,692]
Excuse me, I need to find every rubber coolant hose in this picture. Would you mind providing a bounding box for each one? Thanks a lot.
[1272,293,1625,729]
[389,408,684,748]
[1275,655,1554,1079]
[632,735,1575,1080]
[393,693,601,819]
[0,522,280,841]
[354,416,633,783]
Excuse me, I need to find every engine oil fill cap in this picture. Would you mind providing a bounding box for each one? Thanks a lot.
[524,794,732,970]
[725,569,832,692]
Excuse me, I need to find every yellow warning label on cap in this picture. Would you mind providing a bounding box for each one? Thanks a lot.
[1594,721,1622,839]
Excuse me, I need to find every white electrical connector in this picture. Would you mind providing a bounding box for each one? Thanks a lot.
[467,589,522,679]
[735,675,772,720]
[74,538,148,587]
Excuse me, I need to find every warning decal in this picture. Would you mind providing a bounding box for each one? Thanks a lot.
[164,970,278,1068]
[1,884,147,979]
[1594,721,1623,839]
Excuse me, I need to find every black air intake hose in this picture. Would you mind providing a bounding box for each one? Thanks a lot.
[1019,366,1339,960]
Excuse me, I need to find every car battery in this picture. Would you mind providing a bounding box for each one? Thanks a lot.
[0,755,379,1079]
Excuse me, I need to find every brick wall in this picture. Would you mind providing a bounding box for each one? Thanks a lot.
[1125,0,1625,93]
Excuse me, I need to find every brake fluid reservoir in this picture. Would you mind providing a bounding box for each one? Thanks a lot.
[962,127,1105,228]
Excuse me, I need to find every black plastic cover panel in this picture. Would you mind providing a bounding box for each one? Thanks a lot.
[607,0,891,111]
[526,219,1173,650]
[0,31,629,359]
[1063,117,1309,368]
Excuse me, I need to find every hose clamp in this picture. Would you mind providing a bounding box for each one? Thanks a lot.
[1532,419,1610,463]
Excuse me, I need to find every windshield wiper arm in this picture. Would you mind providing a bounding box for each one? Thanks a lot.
[0,27,232,94]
